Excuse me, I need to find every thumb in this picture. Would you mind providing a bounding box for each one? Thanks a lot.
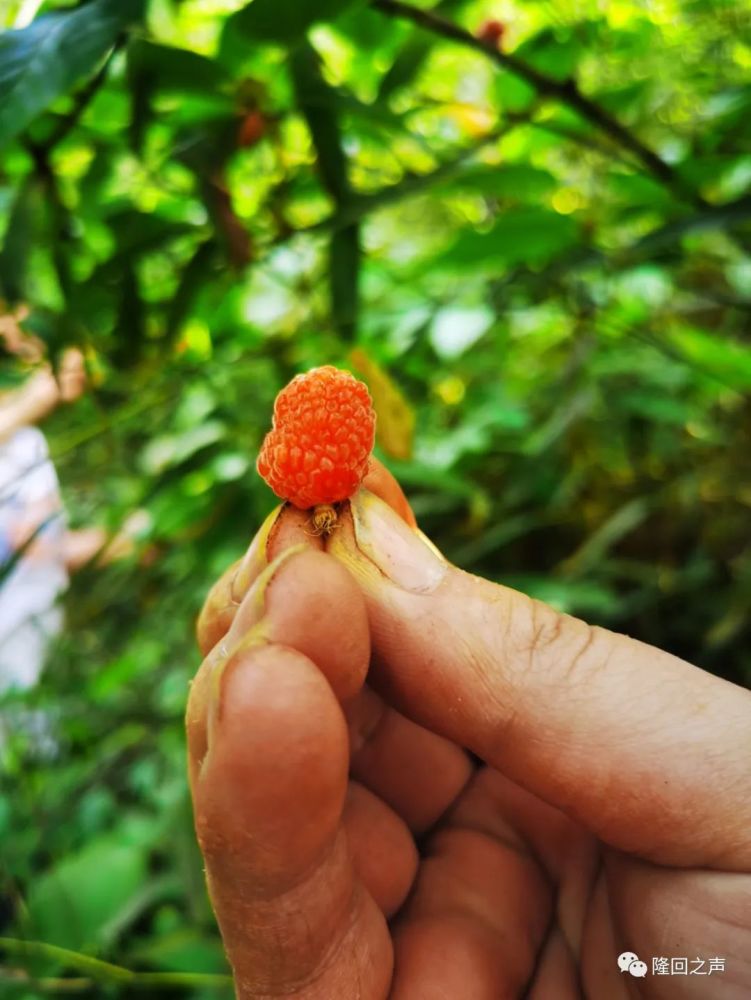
[329,491,751,870]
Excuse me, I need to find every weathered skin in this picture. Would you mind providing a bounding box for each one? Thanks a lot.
[187,459,751,1000]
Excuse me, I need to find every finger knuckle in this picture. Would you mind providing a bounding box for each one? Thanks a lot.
[522,598,600,684]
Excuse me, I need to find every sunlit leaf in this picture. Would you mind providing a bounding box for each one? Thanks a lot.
[0,178,36,301]
[439,164,557,201]
[430,305,494,359]
[446,207,579,269]
[513,26,583,82]
[669,327,751,389]
[0,0,145,147]
[26,837,148,950]
[350,347,415,459]
[224,0,365,47]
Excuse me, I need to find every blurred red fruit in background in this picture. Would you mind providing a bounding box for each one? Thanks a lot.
[237,109,267,148]
[477,19,505,49]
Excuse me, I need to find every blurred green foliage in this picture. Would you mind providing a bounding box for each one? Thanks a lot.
[1,0,750,994]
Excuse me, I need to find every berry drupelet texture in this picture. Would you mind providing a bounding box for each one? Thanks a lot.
[257,366,376,510]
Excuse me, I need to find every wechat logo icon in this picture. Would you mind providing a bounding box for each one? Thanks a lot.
[618,952,648,978]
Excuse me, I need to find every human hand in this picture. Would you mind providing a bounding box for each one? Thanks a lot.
[14,349,86,420]
[23,367,61,412]
[187,466,751,998]
[56,347,87,403]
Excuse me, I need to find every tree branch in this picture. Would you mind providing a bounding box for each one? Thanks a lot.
[372,0,703,207]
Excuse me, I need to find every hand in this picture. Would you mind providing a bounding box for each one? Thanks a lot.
[56,347,87,403]
[60,510,154,572]
[187,467,751,998]
[26,348,86,405]
[2,349,88,440]
[23,367,61,412]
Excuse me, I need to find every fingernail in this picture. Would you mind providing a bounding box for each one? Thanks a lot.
[415,528,446,562]
[350,492,448,593]
[231,504,284,603]
[210,543,308,735]
[229,542,308,642]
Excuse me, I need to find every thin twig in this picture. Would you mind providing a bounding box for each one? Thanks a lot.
[372,0,703,207]
[0,937,232,991]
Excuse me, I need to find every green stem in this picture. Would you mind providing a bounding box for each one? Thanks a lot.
[0,936,233,990]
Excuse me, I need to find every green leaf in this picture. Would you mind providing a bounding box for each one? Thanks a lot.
[290,42,360,337]
[165,239,218,345]
[439,164,557,201]
[125,40,231,152]
[608,171,674,209]
[173,116,240,176]
[139,422,226,476]
[112,260,144,369]
[562,498,651,576]
[104,210,195,260]
[129,929,229,974]
[224,0,365,47]
[378,34,433,101]
[451,512,550,566]
[430,305,494,359]
[618,391,695,425]
[26,836,148,950]
[376,0,482,101]
[669,327,751,390]
[99,874,182,946]
[513,26,582,82]
[0,0,145,147]
[594,80,651,117]
[0,177,36,301]
[387,460,480,499]
[446,207,579,269]
[497,575,621,617]
[127,39,230,94]
[495,71,537,113]
[289,43,350,202]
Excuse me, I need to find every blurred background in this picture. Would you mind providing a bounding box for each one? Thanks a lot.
[1,0,750,995]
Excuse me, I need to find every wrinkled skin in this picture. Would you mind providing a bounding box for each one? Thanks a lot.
[187,460,751,999]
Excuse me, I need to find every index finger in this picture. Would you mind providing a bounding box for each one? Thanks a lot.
[197,458,415,657]
[362,456,417,528]
[329,490,751,871]
[196,504,323,656]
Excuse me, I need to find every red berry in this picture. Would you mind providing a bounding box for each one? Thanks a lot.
[257,366,376,510]
[237,110,267,148]
[477,19,505,48]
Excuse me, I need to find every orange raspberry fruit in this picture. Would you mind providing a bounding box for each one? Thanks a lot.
[257,366,376,510]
